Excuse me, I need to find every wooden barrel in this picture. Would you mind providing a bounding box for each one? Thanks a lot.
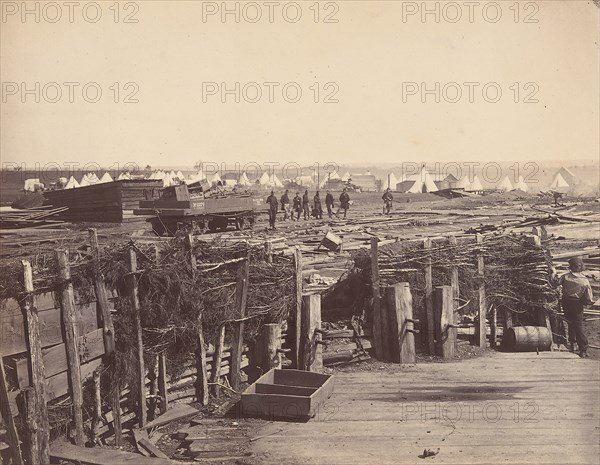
[503,326,552,352]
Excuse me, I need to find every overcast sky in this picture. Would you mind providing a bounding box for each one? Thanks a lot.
[1,0,598,170]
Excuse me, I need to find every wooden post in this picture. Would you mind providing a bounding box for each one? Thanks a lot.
[210,324,226,397]
[448,235,460,315]
[127,247,147,427]
[148,356,158,421]
[526,235,553,350]
[259,324,282,372]
[158,353,168,414]
[301,294,322,372]
[423,238,435,355]
[196,316,210,405]
[294,247,303,369]
[185,232,197,275]
[476,234,487,348]
[56,249,85,446]
[91,369,101,443]
[370,237,384,360]
[88,229,121,445]
[434,286,455,359]
[264,240,273,264]
[386,283,416,365]
[230,258,250,390]
[490,305,497,349]
[0,357,24,465]
[20,260,50,465]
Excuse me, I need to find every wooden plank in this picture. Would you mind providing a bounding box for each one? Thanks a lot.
[230,258,249,391]
[137,438,169,459]
[300,294,322,372]
[424,238,435,355]
[128,246,147,427]
[132,429,151,457]
[386,282,416,364]
[210,324,225,397]
[20,260,50,465]
[0,298,98,357]
[56,249,85,446]
[140,403,199,431]
[434,286,455,359]
[195,316,210,405]
[448,235,460,317]
[50,441,174,465]
[158,353,169,415]
[45,357,102,401]
[370,237,383,360]
[0,357,23,465]
[16,328,104,388]
[294,246,303,369]
[476,234,487,348]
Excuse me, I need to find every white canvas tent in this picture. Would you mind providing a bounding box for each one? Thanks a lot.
[209,172,222,185]
[341,172,351,182]
[24,178,43,192]
[83,173,101,185]
[550,173,569,190]
[455,176,470,189]
[64,176,80,189]
[270,173,284,188]
[176,170,185,181]
[258,172,270,186]
[402,168,438,193]
[118,172,132,181]
[296,175,315,187]
[468,176,483,191]
[496,176,514,192]
[162,172,174,187]
[385,173,398,190]
[513,175,528,192]
[238,172,252,186]
[99,172,114,183]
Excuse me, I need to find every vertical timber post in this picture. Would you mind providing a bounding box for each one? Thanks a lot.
[301,294,322,372]
[56,249,85,446]
[210,324,226,397]
[476,234,487,348]
[434,286,456,359]
[0,357,23,465]
[423,238,435,355]
[230,258,250,391]
[387,282,416,365]
[294,246,303,369]
[158,353,169,414]
[127,246,147,427]
[448,235,460,317]
[259,324,282,372]
[20,260,50,465]
[527,234,553,350]
[370,237,384,360]
[87,229,121,445]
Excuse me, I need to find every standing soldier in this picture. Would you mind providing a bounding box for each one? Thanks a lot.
[280,189,290,221]
[292,191,302,221]
[314,191,323,219]
[382,188,394,215]
[552,256,593,357]
[266,190,278,230]
[337,188,350,219]
[325,190,335,218]
[302,190,310,220]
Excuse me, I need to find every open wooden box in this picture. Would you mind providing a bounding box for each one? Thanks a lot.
[240,369,334,422]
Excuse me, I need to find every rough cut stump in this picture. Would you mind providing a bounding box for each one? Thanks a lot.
[386,283,416,365]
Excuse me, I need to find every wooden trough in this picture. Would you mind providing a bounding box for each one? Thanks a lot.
[240,369,334,422]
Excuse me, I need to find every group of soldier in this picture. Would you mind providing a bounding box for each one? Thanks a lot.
[265,187,396,230]
[265,188,352,229]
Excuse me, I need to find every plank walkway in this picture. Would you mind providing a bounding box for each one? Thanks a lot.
[251,352,600,465]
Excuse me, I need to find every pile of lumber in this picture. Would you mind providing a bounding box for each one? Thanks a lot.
[0,206,68,229]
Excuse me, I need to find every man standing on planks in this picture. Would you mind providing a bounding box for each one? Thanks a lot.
[382,188,394,215]
[266,190,279,230]
[292,192,302,221]
[302,190,310,220]
[337,188,350,219]
[325,190,335,218]
[313,191,323,219]
[552,256,593,357]
[280,189,290,221]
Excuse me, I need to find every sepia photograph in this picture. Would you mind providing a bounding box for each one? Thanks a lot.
[0,1,599,464]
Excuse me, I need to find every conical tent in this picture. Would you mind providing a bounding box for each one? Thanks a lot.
[514,175,528,192]
[406,169,438,193]
[162,173,173,187]
[468,176,483,191]
[258,172,270,185]
[238,172,252,186]
[65,176,80,189]
[385,173,398,190]
[176,170,185,180]
[341,172,351,182]
[550,173,569,189]
[100,172,113,183]
[496,176,514,191]
[455,176,470,189]
[210,172,222,185]
[117,172,131,181]
[169,170,177,178]
[270,173,284,188]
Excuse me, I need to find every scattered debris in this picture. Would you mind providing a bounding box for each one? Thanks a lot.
[419,448,440,459]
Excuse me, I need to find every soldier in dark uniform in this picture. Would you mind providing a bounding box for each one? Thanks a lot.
[325,190,335,218]
[280,189,290,221]
[337,188,350,219]
[313,191,323,219]
[382,188,394,215]
[302,190,310,220]
[292,192,302,221]
[266,190,278,230]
